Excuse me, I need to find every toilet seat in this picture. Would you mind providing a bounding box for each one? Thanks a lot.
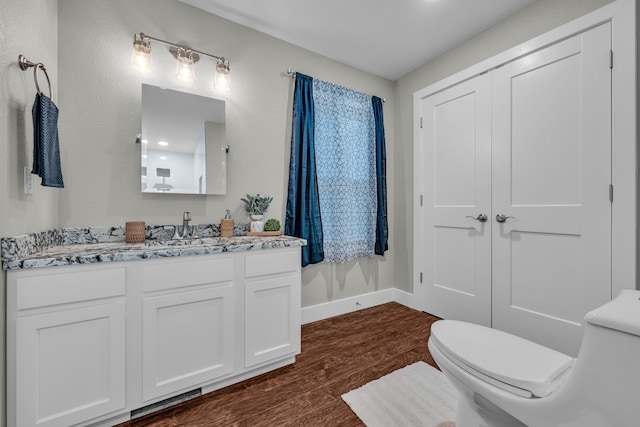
[430,320,575,398]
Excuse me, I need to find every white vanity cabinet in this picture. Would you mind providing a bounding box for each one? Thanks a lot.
[6,265,127,427]
[6,244,302,427]
[141,256,236,401]
[244,249,301,367]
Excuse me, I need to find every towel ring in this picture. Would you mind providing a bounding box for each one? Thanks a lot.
[34,64,52,98]
[18,54,53,99]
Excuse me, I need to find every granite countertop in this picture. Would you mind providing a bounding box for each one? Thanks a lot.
[2,226,306,270]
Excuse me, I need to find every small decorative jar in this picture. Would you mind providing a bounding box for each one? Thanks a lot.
[125,221,146,243]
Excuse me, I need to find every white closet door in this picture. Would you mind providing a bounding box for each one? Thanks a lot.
[420,73,492,326]
[492,23,612,356]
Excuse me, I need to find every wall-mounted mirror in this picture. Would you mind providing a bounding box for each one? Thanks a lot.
[141,84,227,194]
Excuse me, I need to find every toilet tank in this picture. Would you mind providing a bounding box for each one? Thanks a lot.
[584,290,640,336]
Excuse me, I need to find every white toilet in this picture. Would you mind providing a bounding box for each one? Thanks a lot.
[428,289,640,427]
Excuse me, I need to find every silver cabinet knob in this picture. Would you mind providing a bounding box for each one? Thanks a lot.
[496,214,515,223]
[466,214,488,222]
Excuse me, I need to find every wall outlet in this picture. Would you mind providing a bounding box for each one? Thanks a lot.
[24,167,33,195]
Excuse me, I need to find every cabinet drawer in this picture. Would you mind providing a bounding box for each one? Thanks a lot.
[143,256,234,292]
[245,250,299,278]
[15,267,126,310]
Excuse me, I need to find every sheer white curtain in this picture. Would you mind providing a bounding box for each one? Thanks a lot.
[313,79,377,263]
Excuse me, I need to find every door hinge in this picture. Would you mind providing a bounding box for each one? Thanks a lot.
[420,117,423,129]
[609,184,614,203]
[420,195,423,206]
[420,272,423,283]
[609,50,613,69]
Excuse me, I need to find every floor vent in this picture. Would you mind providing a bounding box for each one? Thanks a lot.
[131,388,202,420]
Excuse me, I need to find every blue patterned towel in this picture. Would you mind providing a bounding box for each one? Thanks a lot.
[31,93,64,188]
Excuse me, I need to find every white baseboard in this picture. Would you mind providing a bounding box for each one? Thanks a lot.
[392,288,421,311]
[301,288,420,324]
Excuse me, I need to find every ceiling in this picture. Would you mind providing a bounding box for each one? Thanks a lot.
[179,0,537,81]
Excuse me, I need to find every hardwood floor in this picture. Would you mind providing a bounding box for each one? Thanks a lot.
[117,302,441,427]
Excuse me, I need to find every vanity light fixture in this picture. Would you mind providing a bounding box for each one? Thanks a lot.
[131,32,230,91]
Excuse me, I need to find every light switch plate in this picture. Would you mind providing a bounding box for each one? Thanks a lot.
[24,166,33,195]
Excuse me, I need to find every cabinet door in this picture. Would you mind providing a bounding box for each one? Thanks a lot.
[245,274,301,367]
[142,286,234,401]
[418,73,492,326]
[16,302,125,427]
[492,23,612,356]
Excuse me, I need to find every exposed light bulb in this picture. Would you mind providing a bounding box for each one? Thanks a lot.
[131,39,152,74]
[175,49,195,83]
[214,60,231,91]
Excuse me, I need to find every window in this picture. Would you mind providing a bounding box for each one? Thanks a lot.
[286,73,387,266]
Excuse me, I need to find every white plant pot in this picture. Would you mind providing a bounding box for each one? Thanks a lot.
[250,214,264,232]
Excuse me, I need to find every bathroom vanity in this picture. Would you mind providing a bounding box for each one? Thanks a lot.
[3,231,305,427]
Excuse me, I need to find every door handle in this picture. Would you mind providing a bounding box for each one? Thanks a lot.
[466,214,488,223]
[496,214,515,223]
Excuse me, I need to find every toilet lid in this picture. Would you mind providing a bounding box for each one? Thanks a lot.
[430,320,575,398]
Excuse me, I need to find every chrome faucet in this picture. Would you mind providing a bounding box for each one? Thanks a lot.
[172,211,198,239]
[182,211,192,238]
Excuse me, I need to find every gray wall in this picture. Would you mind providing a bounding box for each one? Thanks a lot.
[0,0,59,422]
[56,0,396,308]
[392,0,617,294]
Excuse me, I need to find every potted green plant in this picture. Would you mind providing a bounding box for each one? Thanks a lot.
[241,194,273,232]
[241,194,273,219]
[264,218,281,232]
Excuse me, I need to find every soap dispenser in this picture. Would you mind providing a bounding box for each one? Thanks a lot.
[220,210,234,237]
